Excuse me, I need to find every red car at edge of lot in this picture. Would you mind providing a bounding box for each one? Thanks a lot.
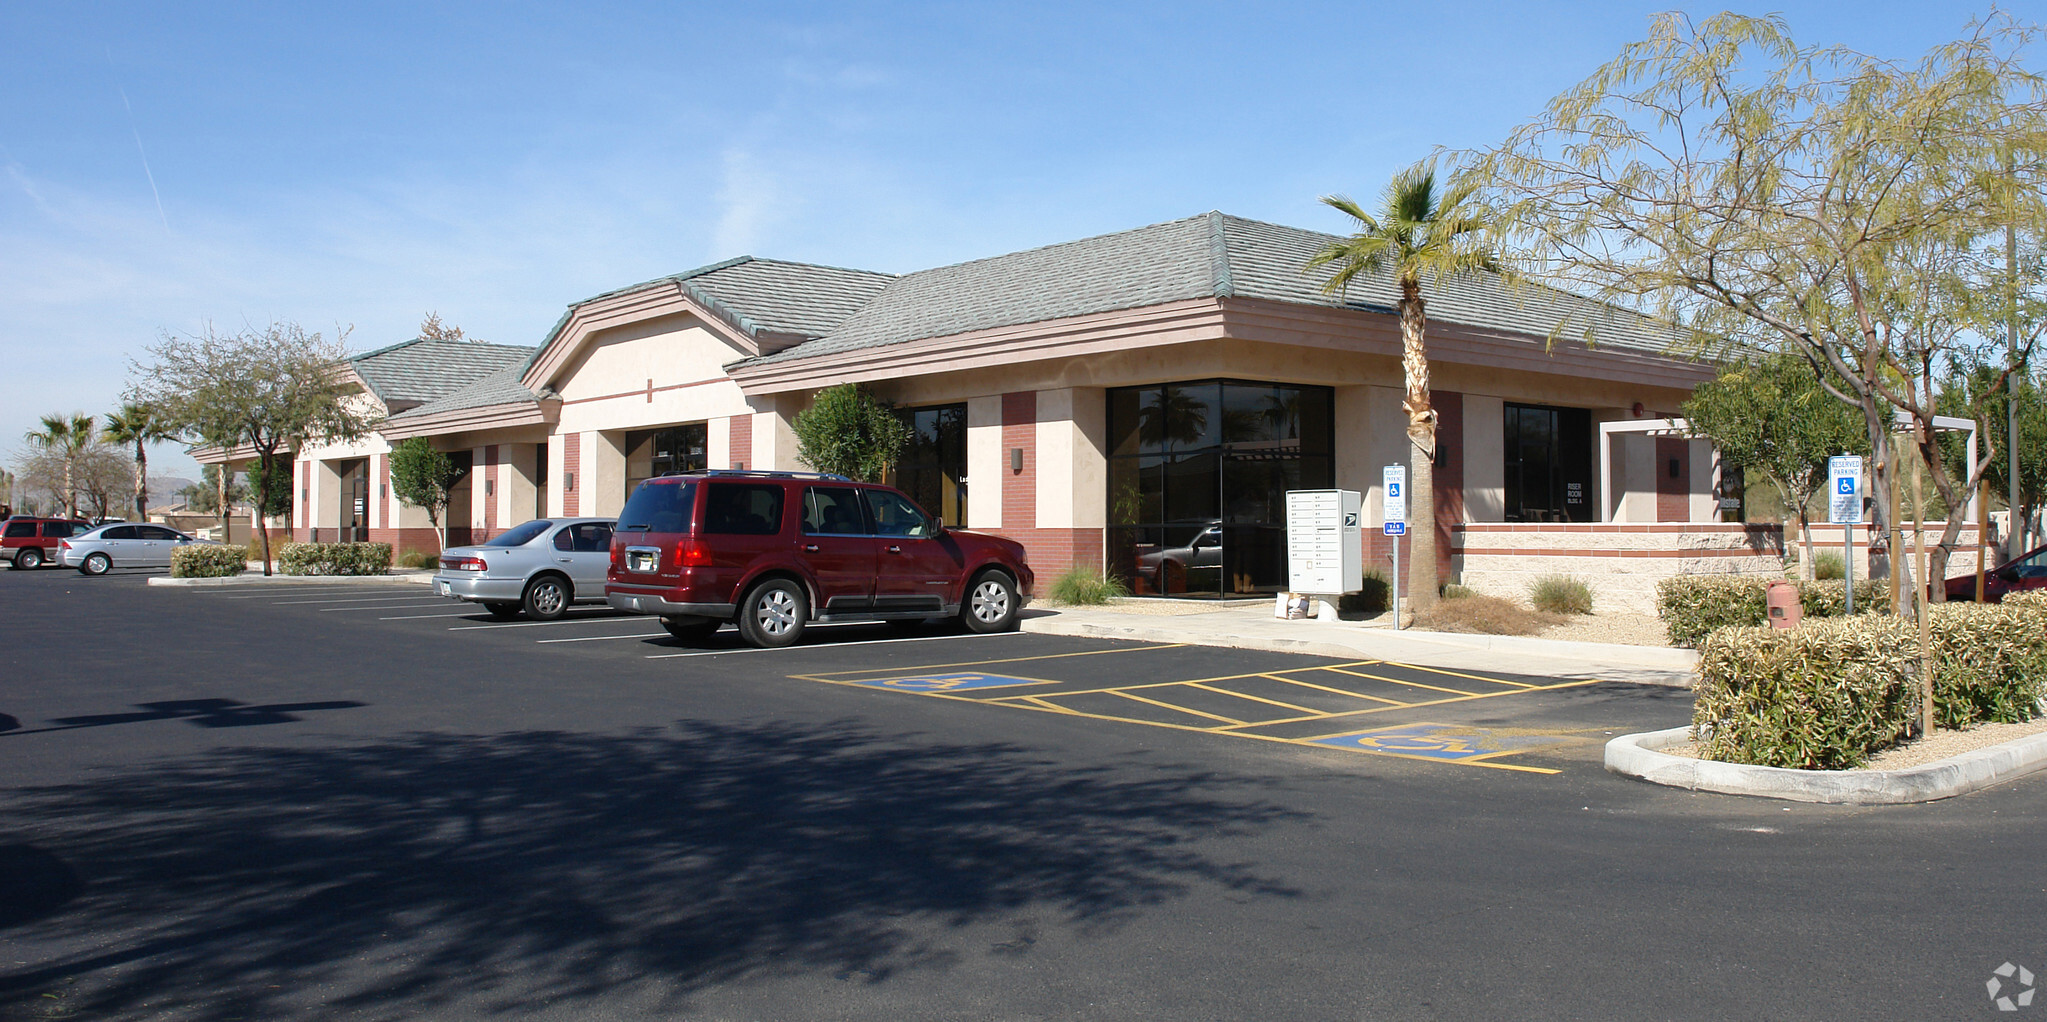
[1944,543,2047,602]
[3,516,91,570]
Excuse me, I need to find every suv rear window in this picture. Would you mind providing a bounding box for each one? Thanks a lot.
[4,521,35,538]
[617,481,696,534]
[703,483,785,536]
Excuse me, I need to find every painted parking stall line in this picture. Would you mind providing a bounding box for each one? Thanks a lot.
[794,649,1593,773]
[648,631,1027,659]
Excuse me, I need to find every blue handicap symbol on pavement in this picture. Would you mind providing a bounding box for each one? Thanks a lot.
[1309,723,1564,761]
[845,673,1050,693]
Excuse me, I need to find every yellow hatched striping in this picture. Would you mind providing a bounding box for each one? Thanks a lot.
[1103,689,1248,726]
[1255,673,1412,705]
[1184,682,1319,715]
[1269,679,1603,736]
[1324,667,1482,698]
[1381,661,1543,689]
[790,643,1187,682]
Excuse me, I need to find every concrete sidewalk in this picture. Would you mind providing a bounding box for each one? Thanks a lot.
[1020,600,1697,687]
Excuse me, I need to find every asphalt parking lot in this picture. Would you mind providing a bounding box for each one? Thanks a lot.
[5,568,2046,1021]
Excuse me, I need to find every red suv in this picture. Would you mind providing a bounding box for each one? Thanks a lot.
[3,517,91,570]
[606,471,1033,647]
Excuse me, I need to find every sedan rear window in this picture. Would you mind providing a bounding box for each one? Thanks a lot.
[617,481,696,533]
[485,520,553,547]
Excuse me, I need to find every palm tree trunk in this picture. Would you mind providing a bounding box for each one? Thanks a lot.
[1399,286,1439,618]
[133,441,149,522]
[63,456,76,520]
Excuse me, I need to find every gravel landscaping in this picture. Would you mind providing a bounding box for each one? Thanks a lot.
[1537,610,1672,647]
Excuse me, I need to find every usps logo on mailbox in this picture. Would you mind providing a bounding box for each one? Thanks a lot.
[1344,512,1359,528]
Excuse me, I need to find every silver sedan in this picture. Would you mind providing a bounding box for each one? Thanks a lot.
[62,523,211,575]
[432,518,617,620]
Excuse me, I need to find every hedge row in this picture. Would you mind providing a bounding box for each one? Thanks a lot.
[1693,600,2047,769]
[277,542,392,576]
[1656,576,1890,647]
[170,544,248,578]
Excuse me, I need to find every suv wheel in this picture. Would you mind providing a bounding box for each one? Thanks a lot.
[738,578,808,648]
[79,552,112,576]
[961,570,1020,633]
[661,616,721,642]
[523,575,570,621]
[14,547,42,570]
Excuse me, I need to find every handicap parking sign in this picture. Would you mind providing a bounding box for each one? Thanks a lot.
[1828,455,1862,525]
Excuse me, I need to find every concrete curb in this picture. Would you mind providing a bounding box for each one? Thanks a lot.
[1605,725,2047,804]
[149,571,433,588]
[1361,626,1698,673]
[1020,616,1390,661]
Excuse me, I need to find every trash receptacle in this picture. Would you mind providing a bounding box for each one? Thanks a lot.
[1766,579,1803,629]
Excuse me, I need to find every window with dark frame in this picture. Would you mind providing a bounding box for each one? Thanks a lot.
[889,404,967,527]
[1105,380,1333,598]
[1503,403,1593,523]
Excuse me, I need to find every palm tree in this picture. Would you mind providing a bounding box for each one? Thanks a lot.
[1308,161,1499,619]
[23,413,97,519]
[103,402,177,522]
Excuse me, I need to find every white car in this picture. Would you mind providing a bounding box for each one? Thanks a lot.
[432,518,617,620]
[61,523,210,575]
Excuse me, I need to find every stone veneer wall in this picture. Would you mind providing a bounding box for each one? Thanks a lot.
[1453,522,1988,614]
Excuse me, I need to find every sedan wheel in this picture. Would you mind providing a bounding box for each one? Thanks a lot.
[738,579,808,648]
[961,571,1019,633]
[14,548,43,570]
[523,576,570,621]
[80,552,112,576]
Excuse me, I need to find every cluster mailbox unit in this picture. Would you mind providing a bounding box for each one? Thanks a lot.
[1285,489,1363,619]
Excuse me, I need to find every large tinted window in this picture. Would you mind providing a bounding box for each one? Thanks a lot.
[4,521,35,538]
[1107,380,1333,597]
[102,525,140,540]
[1504,404,1592,522]
[703,483,785,536]
[42,522,77,538]
[617,481,696,534]
[888,404,967,526]
[486,520,554,547]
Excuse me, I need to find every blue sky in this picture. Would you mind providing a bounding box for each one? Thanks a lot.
[2,1,2036,479]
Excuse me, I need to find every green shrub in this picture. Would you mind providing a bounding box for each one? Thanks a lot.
[170,544,248,578]
[1693,617,1920,769]
[1928,602,2047,728]
[1530,574,1593,615]
[1339,569,1392,613]
[395,549,437,570]
[1812,550,1845,580]
[1046,565,1127,605]
[1694,602,2047,768]
[1440,583,1475,600]
[278,542,392,576]
[1657,575,1888,647]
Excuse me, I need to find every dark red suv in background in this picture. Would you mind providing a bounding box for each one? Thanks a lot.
[4,517,91,570]
[606,471,1033,648]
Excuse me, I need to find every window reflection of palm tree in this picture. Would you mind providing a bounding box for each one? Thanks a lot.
[1140,386,1209,448]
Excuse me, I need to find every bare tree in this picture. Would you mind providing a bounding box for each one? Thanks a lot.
[131,322,379,574]
[1473,11,2047,621]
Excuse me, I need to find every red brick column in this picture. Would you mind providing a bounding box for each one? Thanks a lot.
[563,433,581,516]
[1656,437,1688,522]
[1001,391,1035,530]
[729,414,753,471]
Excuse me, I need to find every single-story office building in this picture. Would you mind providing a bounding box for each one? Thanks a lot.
[224,212,1748,607]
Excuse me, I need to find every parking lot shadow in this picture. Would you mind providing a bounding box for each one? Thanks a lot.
[0,723,1302,1020]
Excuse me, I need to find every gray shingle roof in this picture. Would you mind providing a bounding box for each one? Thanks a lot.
[349,339,538,406]
[733,212,1693,369]
[553,258,895,347]
[386,363,538,420]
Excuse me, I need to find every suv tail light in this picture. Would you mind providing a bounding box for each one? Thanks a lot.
[445,556,488,572]
[676,539,713,568]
